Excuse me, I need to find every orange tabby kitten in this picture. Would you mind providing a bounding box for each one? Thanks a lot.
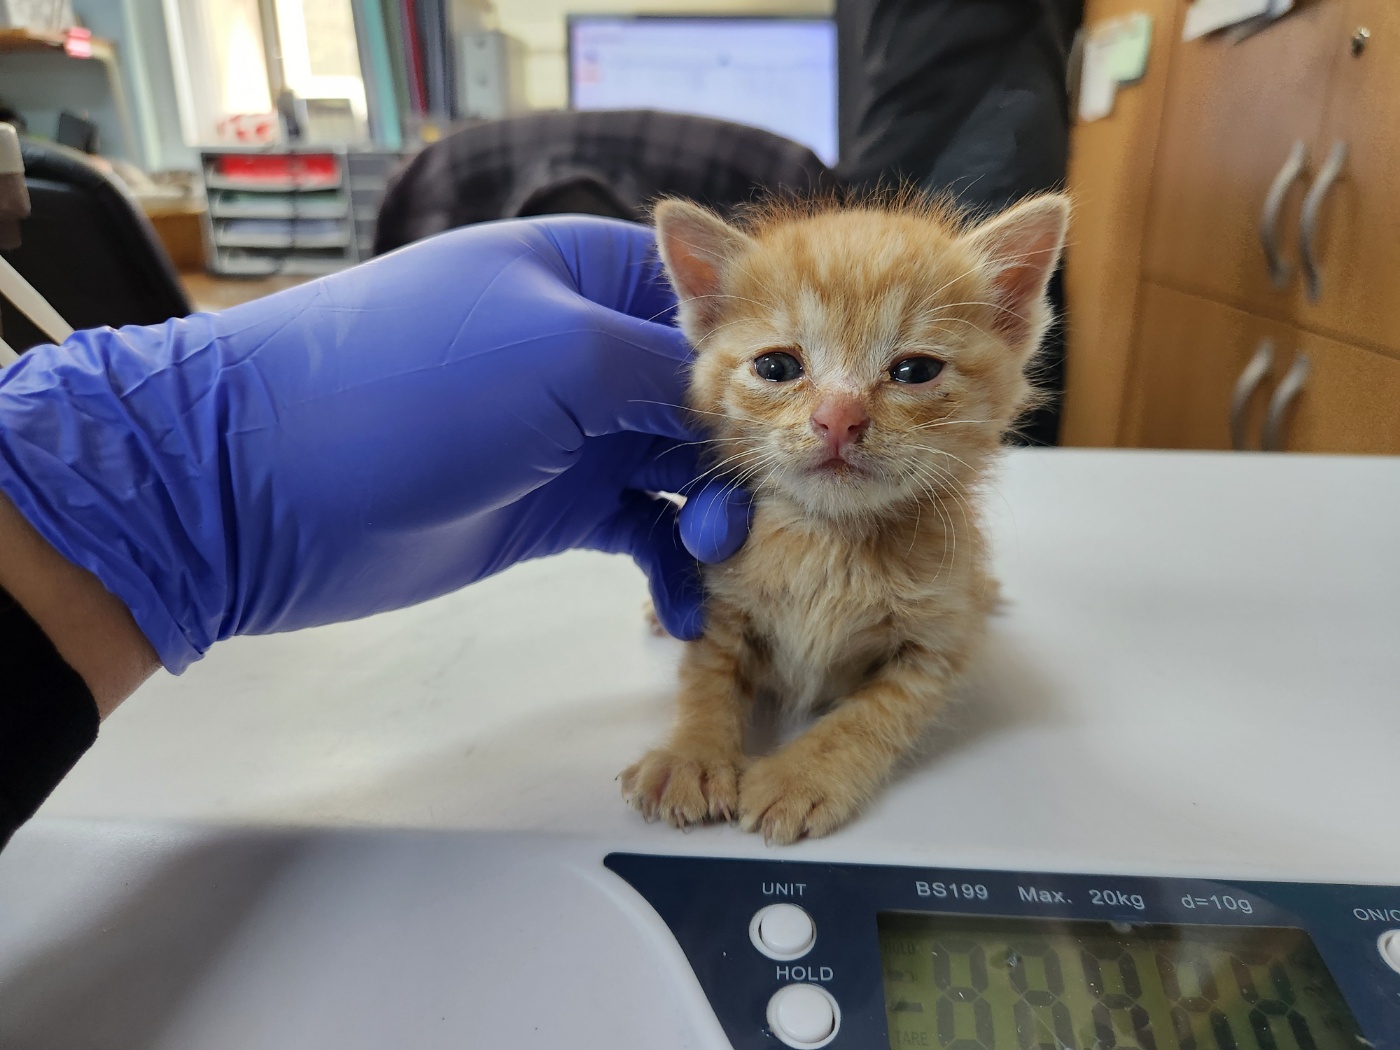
[620,191,1069,844]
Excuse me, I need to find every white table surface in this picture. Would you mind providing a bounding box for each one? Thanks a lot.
[3,448,1398,1048]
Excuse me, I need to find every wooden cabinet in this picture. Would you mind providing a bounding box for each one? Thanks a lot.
[1301,0,1400,350]
[1060,0,1180,447]
[1142,0,1342,313]
[1126,283,1285,450]
[1064,0,1400,455]
[1283,332,1400,454]
[1126,282,1400,454]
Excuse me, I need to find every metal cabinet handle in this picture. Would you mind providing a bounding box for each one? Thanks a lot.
[1261,354,1311,452]
[1300,141,1347,302]
[1259,140,1306,289]
[1229,341,1275,450]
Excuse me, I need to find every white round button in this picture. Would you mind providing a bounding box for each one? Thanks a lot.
[767,983,839,1048]
[754,903,815,958]
[1379,929,1400,974]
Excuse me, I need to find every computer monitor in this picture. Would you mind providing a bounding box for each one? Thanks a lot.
[568,16,839,165]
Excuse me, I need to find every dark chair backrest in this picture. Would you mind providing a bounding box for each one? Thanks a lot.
[1,140,190,353]
[373,109,836,255]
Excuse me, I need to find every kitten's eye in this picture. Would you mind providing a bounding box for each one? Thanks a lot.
[753,351,804,383]
[889,356,945,384]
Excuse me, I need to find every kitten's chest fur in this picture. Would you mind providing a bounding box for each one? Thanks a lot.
[704,496,987,710]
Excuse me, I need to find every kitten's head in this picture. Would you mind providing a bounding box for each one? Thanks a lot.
[655,192,1069,520]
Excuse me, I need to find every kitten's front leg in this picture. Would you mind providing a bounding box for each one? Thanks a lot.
[739,649,951,844]
[621,630,751,827]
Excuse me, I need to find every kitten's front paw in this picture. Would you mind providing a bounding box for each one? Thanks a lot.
[739,757,860,845]
[619,748,740,828]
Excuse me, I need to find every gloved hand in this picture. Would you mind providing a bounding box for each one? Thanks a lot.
[0,216,751,672]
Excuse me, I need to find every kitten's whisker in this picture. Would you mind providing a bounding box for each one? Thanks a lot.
[918,457,977,506]
[910,456,973,508]
[726,449,783,488]
[710,454,781,504]
[677,292,769,311]
[907,462,966,582]
[914,298,1034,328]
[915,256,997,305]
[692,316,764,346]
[651,437,734,461]
[676,451,759,490]
[909,445,979,476]
[684,443,784,493]
[912,445,1013,523]
[681,446,771,491]
[626,398,770,429]
[920,463,976,560]
[919,474,956,582]
[642,304,680,325]
[909,418,994,431]
[915,242,1060,308]
[916,318,984,336]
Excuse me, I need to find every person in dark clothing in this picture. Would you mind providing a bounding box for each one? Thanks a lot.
[838,0,1083,444]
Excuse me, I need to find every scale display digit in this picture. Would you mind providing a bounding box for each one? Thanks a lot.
[878,912,1365,1050]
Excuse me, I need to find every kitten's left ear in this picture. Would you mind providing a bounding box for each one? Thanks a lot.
[962,193,1070,350]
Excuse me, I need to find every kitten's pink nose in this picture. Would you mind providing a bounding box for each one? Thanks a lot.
[811,397,870,456]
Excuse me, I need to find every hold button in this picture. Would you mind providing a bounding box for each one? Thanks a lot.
[767,983,839,1049]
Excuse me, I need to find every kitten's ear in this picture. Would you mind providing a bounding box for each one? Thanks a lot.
[962,194,1070,350]
[654,198,753,340]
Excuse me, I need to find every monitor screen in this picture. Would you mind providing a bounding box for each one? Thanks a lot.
[568,16,838,165]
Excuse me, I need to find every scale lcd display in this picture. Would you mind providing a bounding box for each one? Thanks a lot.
[878,912,1365,1050]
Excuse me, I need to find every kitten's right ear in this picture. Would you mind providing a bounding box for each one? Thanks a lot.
[654,199,752,340]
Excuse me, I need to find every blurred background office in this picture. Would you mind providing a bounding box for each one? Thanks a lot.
[2,0,1393,453]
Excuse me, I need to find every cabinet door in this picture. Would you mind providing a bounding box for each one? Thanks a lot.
[1142,1,1344,314]
[1296,0,1400,350]
[1275,331,1400,454]
[1062,0,1181,447]
[1125,282,1296,450]
[1126,281,1400,454]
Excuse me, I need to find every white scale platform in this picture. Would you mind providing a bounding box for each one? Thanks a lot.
[1,449,1397,1047]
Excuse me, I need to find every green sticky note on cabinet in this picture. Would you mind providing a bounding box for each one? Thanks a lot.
[1110,13,1153,84]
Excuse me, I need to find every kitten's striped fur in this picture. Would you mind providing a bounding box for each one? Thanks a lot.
[621,191,1070,843]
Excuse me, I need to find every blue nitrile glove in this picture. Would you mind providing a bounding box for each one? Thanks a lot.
[0,216,752,672]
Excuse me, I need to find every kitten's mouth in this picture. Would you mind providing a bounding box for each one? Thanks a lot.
[812,455,866,477]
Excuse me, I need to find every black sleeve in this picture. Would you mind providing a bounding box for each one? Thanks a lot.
[0,585,99,851]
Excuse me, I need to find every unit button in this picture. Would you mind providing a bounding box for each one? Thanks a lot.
[753,903,815,958]
[767,983,840,1049]
[1380,929,1400,975]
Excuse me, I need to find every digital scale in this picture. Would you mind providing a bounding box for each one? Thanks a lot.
[610,853,1400,1048]
[2,451,1398,1048]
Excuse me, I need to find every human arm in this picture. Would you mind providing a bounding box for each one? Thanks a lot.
[0,493,157,715]
[0,216,750,845]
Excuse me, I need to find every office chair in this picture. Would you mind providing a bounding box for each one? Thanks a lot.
[372,109,835,255]
[0,139,189,353]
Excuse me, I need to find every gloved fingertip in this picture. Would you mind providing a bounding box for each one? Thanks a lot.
[679,481,753,564]
[601,491,707,640]
[652,585,706,641]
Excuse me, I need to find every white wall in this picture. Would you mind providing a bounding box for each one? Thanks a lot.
[483,0,832,110]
